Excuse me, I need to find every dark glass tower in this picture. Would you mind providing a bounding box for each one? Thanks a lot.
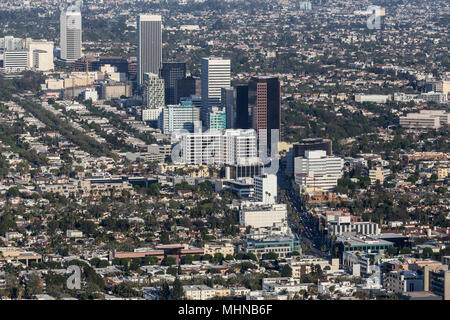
[248,76,281,154]
[161,62,186,105]
[175,76,201,103]
[235,84,249,129]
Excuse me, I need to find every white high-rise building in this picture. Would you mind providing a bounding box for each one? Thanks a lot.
[28,40,54,71]
[201,57,231,123]
[60,5,82,62]
[142,108,163,122]
[294,150,344,192]
[254,174,277,204]
[143,73,165,109]
[179,129,258,165]
[137,14,162,86]
[161,101,201,134]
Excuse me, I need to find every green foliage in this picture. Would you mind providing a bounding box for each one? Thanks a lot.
[281,264,293,277]
[264,252,278,260]
[163,256,177,266]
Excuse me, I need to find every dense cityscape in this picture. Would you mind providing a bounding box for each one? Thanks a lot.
[0,0,448,302]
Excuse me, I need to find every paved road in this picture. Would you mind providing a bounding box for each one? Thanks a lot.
[280,178,328,258]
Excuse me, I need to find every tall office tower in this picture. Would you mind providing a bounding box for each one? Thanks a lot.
[254,174,277,205]
[161,62,186,105]
[248,76,281,155]
[143,73,165,109]
[176,76,201,103]
[137,14,162,87]
[221,88,235,129]
[201,57,231,125]
[235,84,249,129]
[60,5,82,62]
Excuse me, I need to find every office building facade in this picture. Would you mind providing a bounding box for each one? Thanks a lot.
[161,62,186,105]
[239,204,288,229]
[180,129,257,165]
[248,76,281,154]
[176,76,201,103]
[201,57,231,123]
[294,150,344,192]
[60,5,82,62]
[161,101,200,134]
[143,72,165,110]
[137,14,162,86]
[254,174,277,205]
[221,88,235,129]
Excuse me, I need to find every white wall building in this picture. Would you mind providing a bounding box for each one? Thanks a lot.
[161,102,200,134]
[60,5,82,61]
[400,110,450,129]
[3,50,29,72]
[179,129,257,165]
[183,285,216,300]
[142,107,163,122]
[239,203,287,229]
[201,57,231,122]
[254,174,277,204]
[327,215,380,236]
[143,72,165,109]
[1,38,53,73]
[28,40,54,71]
[82,88,98,102]
[294,150,344,192]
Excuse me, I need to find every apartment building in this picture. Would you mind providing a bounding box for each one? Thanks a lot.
[180,129,257,165]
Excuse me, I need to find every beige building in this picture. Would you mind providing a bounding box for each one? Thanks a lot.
[437,167,450,180]
[369,167,391,185]
[101,83,132,100]
[424,266,450,300]
[157,163,221,178]
[183,285,217,300]
[204,243,235,257]
[214,286,231,297]
[289,257,339,278]
[37,179,134,198]
[0,247,42,266]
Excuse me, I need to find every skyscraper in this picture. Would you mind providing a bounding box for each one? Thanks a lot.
[161,62,186,105]
[248,76,281,154]
[176,76,201,103]
[137,14,162,86]
[60,5,82,62]
[201,57,231,125]
[221,88,235,129]
[143,72,165,110]
[235,84,249,129]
